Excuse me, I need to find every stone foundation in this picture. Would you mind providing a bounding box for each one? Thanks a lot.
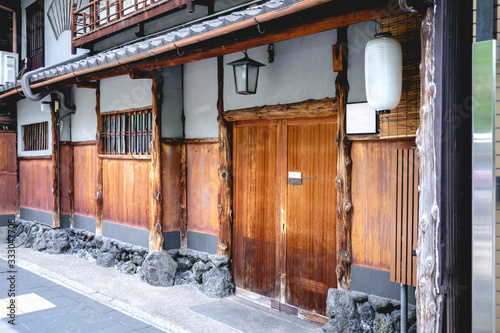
[323,289,417,333]
[11,220,234,298]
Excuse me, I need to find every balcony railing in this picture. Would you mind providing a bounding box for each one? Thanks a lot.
[71,0,193,49]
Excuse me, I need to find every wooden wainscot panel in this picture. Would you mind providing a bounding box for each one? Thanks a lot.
[74,143,97,217]
[19,157,52,212]
[103,158,150,230]
[60,143,73,215]
[161,142,181,233]
[186,142,219,236]
[351,139,415,271]
[0,132,17,214]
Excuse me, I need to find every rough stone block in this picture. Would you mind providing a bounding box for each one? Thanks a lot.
[141,251,178,287]
[324,288,361,333]
[198,267,234,298]
[96,251,115,267]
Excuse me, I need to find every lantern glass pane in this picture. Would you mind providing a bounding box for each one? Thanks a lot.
[233,64,247,93]
[246,65,259,94]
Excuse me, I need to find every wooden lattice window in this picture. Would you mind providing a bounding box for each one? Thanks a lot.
[23,122,48,151]
[26,0,44,71]
[102,108,152,155]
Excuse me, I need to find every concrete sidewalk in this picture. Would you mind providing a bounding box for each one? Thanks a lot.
[0,245,323,332]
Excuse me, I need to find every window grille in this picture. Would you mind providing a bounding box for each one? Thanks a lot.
[23,122,48,151]
[26,0,44,71]
[102,108,152,155]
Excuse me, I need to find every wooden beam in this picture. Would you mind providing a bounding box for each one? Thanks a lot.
[51,97,60,228]
[149,76,164,252]
[415,8,440,331]
[334,26,351,291]
[94,83,103,236]
[223,98,337,122]
[76,81,99,89]
[216,55,233,258]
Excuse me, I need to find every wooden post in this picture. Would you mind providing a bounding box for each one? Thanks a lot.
[95,84,103,236]
[149,76,164,252]
[180,141,187,248]
[216,55,233,258]
[416,8,441,332]
[51,96,60,228]
[334,26,352,291]
[69,143,75,228]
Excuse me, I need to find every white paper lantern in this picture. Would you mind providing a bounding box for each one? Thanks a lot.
[365,32,402,112]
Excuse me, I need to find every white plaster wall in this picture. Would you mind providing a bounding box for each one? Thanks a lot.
[224,30,337,111]
[161,66,183,138]
[17,97,52,157]
[183,58,218,139]
[71,85,97,142]
[223,22,370,112]
[21,0,88,68]
[100,76,152,113]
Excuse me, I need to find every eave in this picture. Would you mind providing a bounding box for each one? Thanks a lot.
[0,0,412,103]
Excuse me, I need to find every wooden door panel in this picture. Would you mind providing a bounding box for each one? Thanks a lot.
[286,122,337,315]
[233,123,279,299]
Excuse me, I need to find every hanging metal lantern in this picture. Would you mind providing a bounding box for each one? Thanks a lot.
[227,51,265,95]
[364,32,402,113]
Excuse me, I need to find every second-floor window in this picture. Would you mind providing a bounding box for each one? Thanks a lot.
[102,108,153,155]
[26,0,44,71]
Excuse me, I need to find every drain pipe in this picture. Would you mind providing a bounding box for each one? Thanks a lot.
[401,283,408,333]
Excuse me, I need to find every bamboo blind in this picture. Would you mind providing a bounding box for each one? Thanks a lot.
[377,14,422,139]
[23,122,48,151]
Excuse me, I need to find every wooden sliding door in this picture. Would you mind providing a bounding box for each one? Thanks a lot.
[233,117,337,316]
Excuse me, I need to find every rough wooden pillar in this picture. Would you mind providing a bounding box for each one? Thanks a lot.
[216,55,233,258]
[180,142,187,248]
[334,26,352,291]
[69,143,75,228]
[149,77,164,252]
[51,97,60,228]
[94,84,103,236]
[415,8,441,332]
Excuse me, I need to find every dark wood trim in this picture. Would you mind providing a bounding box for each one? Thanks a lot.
[334,26,351,291]
[149,76,164,252]
[100,106,152,116]
[95,84,103,236]
[99,154,151,160]
[76,81,99,89]
[18,155,52,160]
[223,98,337,122]
[161,138,183,144]
[347,134,416,141]
[51,96,60,228]
[184,138,218,144]
[0,130,16,134]
[216,55,233,258]
[72,140,97,146]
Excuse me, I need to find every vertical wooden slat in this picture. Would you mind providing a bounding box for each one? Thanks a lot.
[180,141,187,248]
[395,150,402,283]
[277,118,288,304]
[406,150,415,285]
[412,150,419,286]
[390,150,398,282]
[69,143,75,228]
[401,149,409,285]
